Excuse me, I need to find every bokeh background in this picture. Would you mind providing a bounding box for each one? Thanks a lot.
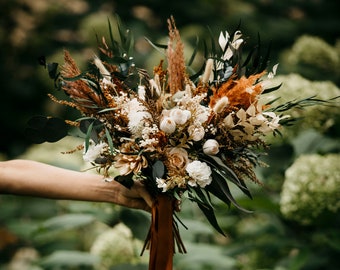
[1,0,339,269]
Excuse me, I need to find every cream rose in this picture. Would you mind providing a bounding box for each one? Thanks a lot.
[186,160,212,188]
[167,147,189,170]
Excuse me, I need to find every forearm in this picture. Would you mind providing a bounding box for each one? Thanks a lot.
[0,159,117,203]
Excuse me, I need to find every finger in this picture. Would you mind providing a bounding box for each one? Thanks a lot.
[134,182,154,208]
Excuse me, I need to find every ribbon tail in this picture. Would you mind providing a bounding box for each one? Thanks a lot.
[149,194,174,270]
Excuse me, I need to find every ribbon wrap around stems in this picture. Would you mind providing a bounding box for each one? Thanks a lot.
[141,194,186,270]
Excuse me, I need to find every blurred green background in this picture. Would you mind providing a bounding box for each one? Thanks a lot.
[0,0,339,269]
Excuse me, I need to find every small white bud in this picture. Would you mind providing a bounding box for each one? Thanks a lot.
[160,117,176,134]
[203,139,220,155]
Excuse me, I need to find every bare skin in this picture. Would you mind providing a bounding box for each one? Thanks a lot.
[0,159,153,212]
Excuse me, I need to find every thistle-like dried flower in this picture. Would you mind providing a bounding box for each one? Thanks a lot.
[61,50,104,113]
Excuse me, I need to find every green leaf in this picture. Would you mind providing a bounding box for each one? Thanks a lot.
[39,251,99,268]
[196,201,225,236]
[47,62,59,79]
[152,160,165,180]
[144,37,167,53]
[37,214,95,233]
[25,116,68,144]
[208,169,252,213]
[200,154,252,198]
[187,36,199,67]
[105,127,115,154]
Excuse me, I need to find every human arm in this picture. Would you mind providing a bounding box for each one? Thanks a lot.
[0,159,153,211]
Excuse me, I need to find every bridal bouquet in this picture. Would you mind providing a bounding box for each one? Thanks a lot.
[30,16,329,270]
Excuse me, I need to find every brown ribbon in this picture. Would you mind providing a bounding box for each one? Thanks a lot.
[141,194,186,270]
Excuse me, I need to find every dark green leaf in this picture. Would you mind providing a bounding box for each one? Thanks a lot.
[25,116,68,143]
[105,127,115,154]
[262,83,282,94]
[47,62,59,79]
[200,154,252,198]
[196,202,225,236]
[210,169,252,213]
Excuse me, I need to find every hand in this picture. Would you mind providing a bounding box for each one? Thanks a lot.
[114,181,153,212]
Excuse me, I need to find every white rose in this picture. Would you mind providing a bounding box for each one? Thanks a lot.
[186,160,212,188]
[160,116,176,134]
[188,125,205,141]
[203,139,220,155]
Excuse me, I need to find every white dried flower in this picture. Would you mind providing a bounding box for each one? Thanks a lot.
[156,178,168,192]
[160,116,176,134]
[127,98,152,137]
[203,139,220,155]
[213,97,229,114]
[83,140,108,163]
[186,160,212,188]
[137,85,146,100]
[93,55,111,82]
[201,58,214,84]
[218,31,230,52]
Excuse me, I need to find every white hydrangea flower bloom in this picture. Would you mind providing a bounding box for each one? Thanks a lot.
[90,223,146,269]
[280,154,340,225]
[186,160,212,188]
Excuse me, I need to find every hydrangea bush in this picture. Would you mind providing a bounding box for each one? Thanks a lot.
[280,154,340,225]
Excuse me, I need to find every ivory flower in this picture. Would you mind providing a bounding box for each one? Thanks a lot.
[169,108,191,125]
[156,178,168,192]
[186,160,212,188]
[188,125,205,141]
[203,139,220,155]
[127,98,152,137]
[160,117,176,134]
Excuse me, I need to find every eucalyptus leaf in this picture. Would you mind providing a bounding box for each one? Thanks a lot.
[152,160,165,180]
